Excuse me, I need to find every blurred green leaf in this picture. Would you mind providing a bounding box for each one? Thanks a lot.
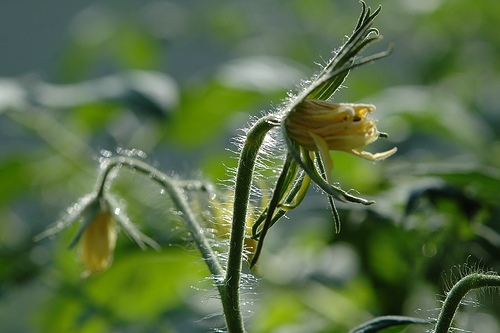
[367,227,411,284]
[113,23,160,70]
[0,156,32,205]
[84,249,209,320]
[37,247,210,332]
[165,81,263,146]
[348,315,430,333]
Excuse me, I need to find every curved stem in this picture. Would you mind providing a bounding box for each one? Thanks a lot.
[222,115,278,333]
[96,157,225,280]
[434,273,500,333]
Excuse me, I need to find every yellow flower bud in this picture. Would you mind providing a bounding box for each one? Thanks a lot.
[79,210,117,276]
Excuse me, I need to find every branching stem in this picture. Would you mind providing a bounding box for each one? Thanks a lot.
[96,157,225,282]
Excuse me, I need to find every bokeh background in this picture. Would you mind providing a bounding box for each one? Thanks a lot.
[2,0,500,332]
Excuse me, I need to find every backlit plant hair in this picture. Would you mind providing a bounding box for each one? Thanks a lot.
[34,3,395,332]
[33,2,495,333]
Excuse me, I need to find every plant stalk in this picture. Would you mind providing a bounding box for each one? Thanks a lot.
[222,115,278,333]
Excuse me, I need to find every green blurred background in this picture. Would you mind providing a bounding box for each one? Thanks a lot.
[1,0,500,332]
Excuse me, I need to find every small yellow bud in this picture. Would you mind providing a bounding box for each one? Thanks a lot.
[79,211,117,276]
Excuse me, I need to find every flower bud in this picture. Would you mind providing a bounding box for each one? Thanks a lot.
[79,210,117,276]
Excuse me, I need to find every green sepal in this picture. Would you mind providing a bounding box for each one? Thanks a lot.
[251,156,310,239]
[67,197,101,249]
[33,193,100,246]
[281,126,369,204]
[313,150,342,233]
[277,169,310,212]
[105,195,160,251]
[327,195,341,234]
[306,2,390,101]
[250,153,295,268]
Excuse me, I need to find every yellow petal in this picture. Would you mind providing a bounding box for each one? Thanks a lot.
[350,147,398,161]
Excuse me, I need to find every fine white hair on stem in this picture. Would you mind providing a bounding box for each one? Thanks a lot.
[225,113,289,219]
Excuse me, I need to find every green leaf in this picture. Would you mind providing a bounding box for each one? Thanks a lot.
[348,315,430,333]
[165,82,262,146]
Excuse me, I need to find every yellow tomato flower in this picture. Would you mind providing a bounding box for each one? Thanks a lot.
[285,99,397,183]
[79,210,117,276]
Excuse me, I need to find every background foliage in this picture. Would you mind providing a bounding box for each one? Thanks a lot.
[1,0,500,332]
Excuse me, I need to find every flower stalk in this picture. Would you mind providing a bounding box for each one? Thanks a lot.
[222,114,279,332]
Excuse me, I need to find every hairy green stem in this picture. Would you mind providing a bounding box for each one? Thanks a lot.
[96,157,225,280]
[434,273,500,333]
[222,115,278,333]
[93,116,278,333]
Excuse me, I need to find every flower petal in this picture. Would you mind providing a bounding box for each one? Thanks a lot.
[350,147,397,161]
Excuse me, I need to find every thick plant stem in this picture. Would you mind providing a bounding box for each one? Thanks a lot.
[434,273,500,333]
[222,115,278,333]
